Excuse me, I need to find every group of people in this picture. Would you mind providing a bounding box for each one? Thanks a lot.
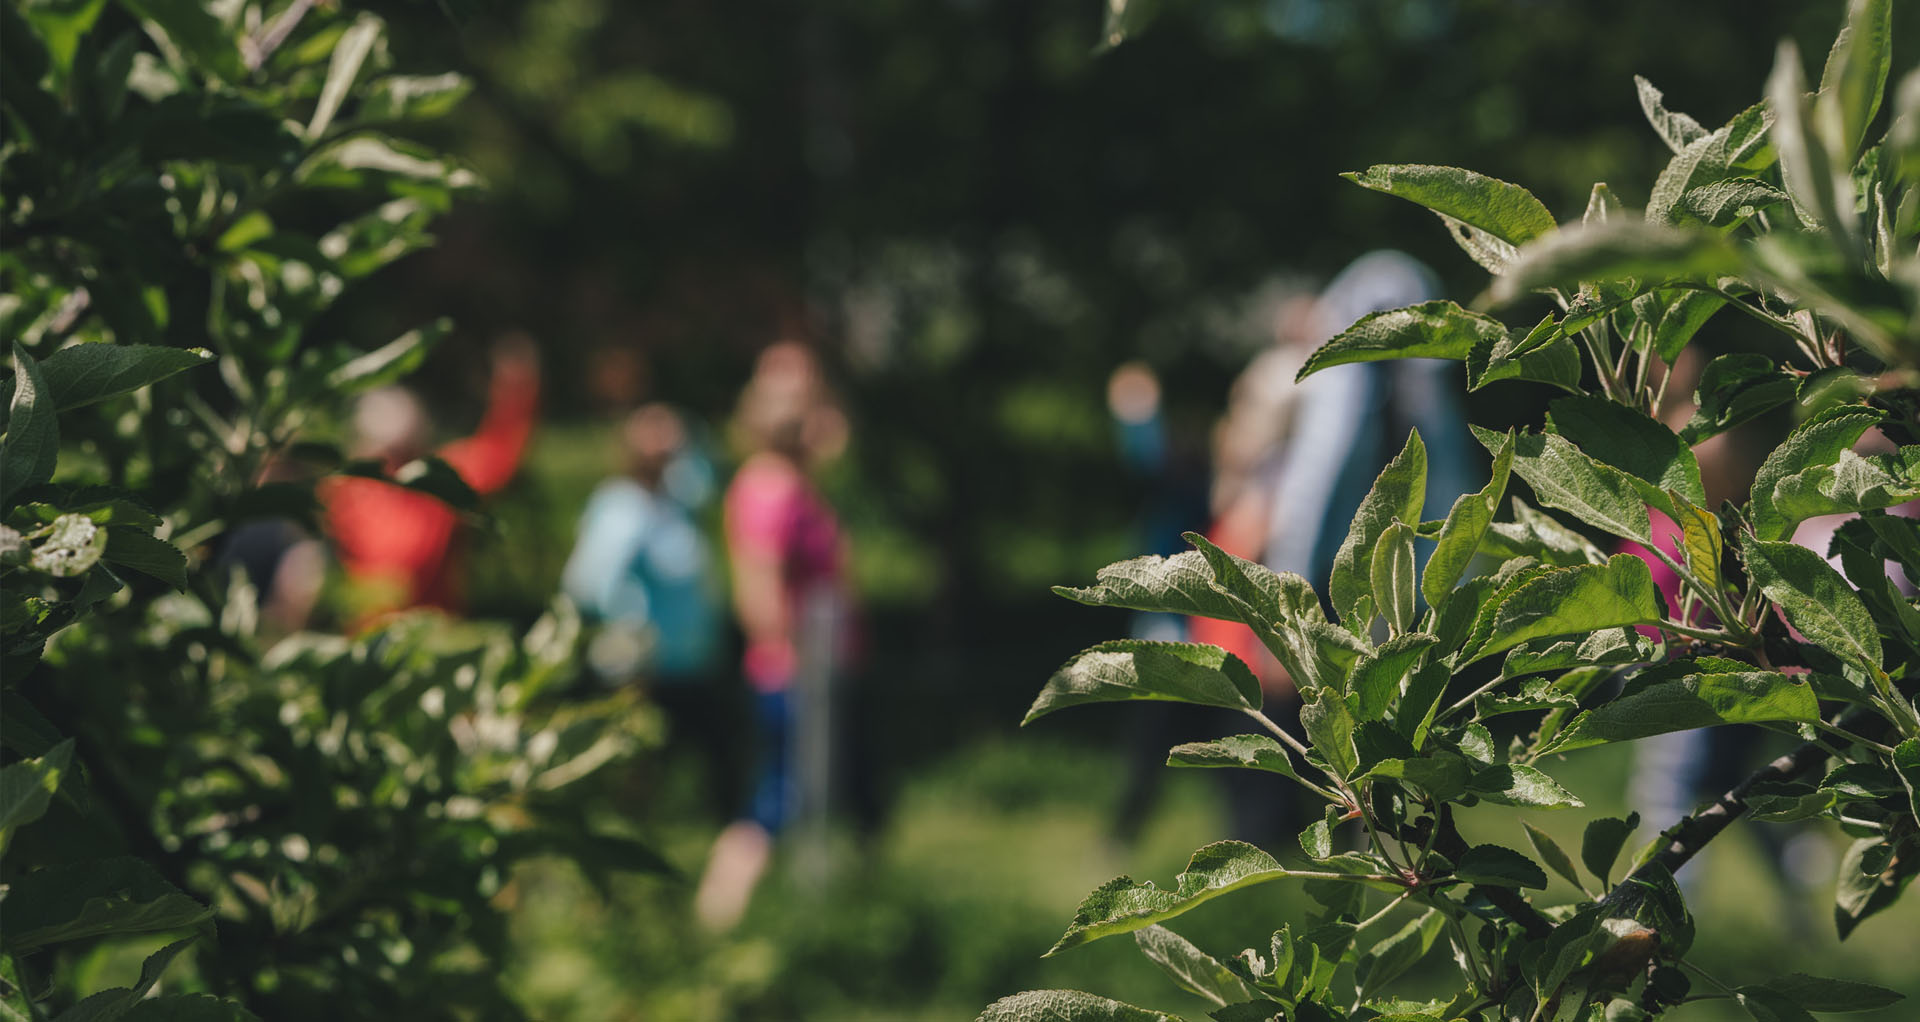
[232,337,855,933]
[561,341,860,931]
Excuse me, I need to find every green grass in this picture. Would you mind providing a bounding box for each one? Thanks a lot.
[504,729,1920,1021]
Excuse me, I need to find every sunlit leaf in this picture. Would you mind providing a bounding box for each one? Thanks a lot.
[1296,301,1505,382]
[1025,641,1260,725]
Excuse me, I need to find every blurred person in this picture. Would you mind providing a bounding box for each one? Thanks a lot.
[562,403,732,815]
[1262,252,1473,598]
[695,340,858,932]
[320,333,540,628]
[1248,254,1469,851]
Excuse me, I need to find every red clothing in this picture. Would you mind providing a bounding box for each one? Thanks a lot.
[321,366,538,623]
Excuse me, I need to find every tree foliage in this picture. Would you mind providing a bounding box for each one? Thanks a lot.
[994,2,1920,1019]
[2,3,657,1018]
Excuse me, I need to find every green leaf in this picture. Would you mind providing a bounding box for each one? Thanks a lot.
[1734,987,1819,1022]
[1585,181,1625,225]
[307,13,381,139]
[1833,836,1913,939]
[1679,354,1798,445]
[1750,407,1883,541]
[1424,430,1512,608]
[360,72,471,122]
[1478,426,1650,543]
[1354,910,1444,1001]
[1331,431,1426,629]
[1300,686,1359,779]
[1454,844,1547,889]
[1475,677,1581,717]
[103,527,188,588]
[1758,972,1904,1013]
[1489,221,1744,306]
[0,345,211,422]
[1772,450,1920,524]
[1742,537,1882,674]
[1890,738,1919,822]
[1465,325,1583,394]
[1770,40,1856,244]
[30,514,107,578]
[1670,494,1724,594]
[1678,178,1791,227]
[1466,765,1582,808]
[1047,841,1357,956]
[1501,628,1654,679]
[1295,301,1505,382]
[0,739,72,852]
[1344,165,1558,246]
[214,210,273,253]
[1133,926,1255,1007]
[1056,551,1242,622]
[1522,821,1587,893]
[1581,814,1640,889]
[1166,735,1297,782]
[1545,669,1819,754]
[1646,289,1728,361]
[1546,395,1704,510]
[1636,76,1708,154]
[118,0,244,81]
[1395,662,1451,751]
[1186,533,1361,692]
[1299,810,1335,861]
[1025,641,1260,725]
[53,937,199,1022]
[1371,520,1417,636]
[1863,513,1920,580]
[1465,555,1662,664]
[1814,0,1893,160]
[4,343,58,502]
[1,857,212,953]
[324,320,451,393]
[1350,633,1438,721]
[1743,781,1842,823]
[1362,754,1470,801]
[1647,102,1777,223]
[298,135,477,189]
[1481,499,1607,567]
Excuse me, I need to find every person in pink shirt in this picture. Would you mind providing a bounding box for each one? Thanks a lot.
[696,341,855,931]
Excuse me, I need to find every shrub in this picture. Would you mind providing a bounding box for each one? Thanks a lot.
[2,3,657,1018]
[987,2,1920,1020]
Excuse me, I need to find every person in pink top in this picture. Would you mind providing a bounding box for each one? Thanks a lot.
[696,340,854,931]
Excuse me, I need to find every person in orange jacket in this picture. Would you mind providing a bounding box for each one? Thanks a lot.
[320,333,540,627]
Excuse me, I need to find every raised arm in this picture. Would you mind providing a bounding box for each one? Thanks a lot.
[440,333,541,497]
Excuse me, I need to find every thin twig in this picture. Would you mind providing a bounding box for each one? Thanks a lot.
[1244,707,1346,804]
